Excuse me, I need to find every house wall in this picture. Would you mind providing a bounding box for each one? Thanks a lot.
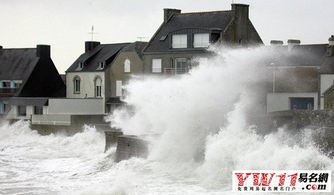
[320,74,334,109]
[6,105,34,120]
[143,52,208,74]
[66,72,105,99]
[109,51,144,96]
[271,67,319,93]
[267,92,318,113]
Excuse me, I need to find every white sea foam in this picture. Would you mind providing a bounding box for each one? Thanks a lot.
[0,46,333,194]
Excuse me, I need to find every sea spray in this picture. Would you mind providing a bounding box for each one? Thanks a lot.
[109,46,334,192]
[0,46,333,194]
[109,46,271,162]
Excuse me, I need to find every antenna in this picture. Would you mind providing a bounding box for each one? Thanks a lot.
[88,25,98,41]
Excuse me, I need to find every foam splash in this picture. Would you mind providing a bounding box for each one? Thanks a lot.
[0,46,333,194]
[109,46,334,192]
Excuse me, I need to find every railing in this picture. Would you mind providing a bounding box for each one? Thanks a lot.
[0,88,18,96]
[164,68,189,75]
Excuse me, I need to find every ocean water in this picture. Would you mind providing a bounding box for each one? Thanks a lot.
[0,47,333,195]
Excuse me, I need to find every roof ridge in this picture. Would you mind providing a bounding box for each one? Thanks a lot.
[1,48,36,50]
[179,10,232,15]
[101,42,132,46]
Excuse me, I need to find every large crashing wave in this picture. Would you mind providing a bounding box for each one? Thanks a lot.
[108,46,334,190]
[0,46,333,194]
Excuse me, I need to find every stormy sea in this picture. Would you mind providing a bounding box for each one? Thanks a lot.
[0,47,333,195]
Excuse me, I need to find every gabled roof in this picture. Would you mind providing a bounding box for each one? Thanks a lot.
[0,48,39,80]
[144,11,234,53]
[267,44,327,67]
[66,43,130,72]
[121,41,147,59]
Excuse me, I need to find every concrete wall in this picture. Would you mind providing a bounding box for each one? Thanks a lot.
[66,72,105,99]
[115,135,148,162]
[320,74,334,109]
[32,114,71,126]
[267,92,318,113]
[47,98,104,115]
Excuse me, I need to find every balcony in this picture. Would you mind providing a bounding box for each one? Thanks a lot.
[164,68,189,75]
[0,88,18,96]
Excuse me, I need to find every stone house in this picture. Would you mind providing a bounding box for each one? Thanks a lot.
[29,41,146,128]
[0,45,65,119]
[142,4,263,75]
[267,36,334,113]
[318,35,334,109]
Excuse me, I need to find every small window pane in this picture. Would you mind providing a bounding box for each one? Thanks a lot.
[194,33,210,48]
[34,106,43,115]
[0,102,4,113]
[18,106,26,116]
[116,80,122,97]
[172,34,187,48]
[124,59,131,72]
[2,82,10,88]
[152,59,162,73]
[95,77,102,97]
[74,77,81,93]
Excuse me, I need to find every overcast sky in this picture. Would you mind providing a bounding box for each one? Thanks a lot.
[1,0,334,73]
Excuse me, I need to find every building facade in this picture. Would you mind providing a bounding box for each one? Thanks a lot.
[267,36,334,113]
[143,4,263,75]
[0,45,65,119]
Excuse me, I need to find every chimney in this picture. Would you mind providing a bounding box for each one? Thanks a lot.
[85,41,100,53]
[36,45,50,58]
[270,40,284,46]
[164,8,181,23]
[327,35,334,56]
[287,39,300,52]
[231,4,249,45]
[329,35,334,46]
[232,4,249,19]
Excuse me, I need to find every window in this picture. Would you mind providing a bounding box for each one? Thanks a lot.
[174,58,189,74]
[124,59,131,73]
[0,101,4,113]
[2,81,10,88]
[34,106,43,115]
[98,62,105,70]
[172,34,187,48]
[95,77,102,97]
[290,98,314,110]
[78,62,84,70]
[18,106,26,116]
[14,80,22,88]
[152,59,162,73]
[116,80,122,97]
[73,76,81,94]
[194,33,210,48]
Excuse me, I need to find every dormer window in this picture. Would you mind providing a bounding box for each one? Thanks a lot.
[78,62,84,70]
[193,33,210,48]
[98,62,105,70]
[172,34,187,48]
